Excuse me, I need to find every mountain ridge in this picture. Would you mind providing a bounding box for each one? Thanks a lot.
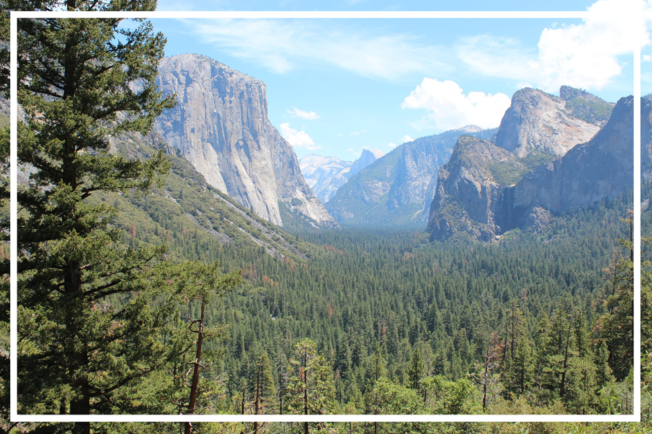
[299,148,384,204]
[325,126,497,226]
[427,93,635,242]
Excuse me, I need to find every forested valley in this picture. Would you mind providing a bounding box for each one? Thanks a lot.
[0,1,648,434]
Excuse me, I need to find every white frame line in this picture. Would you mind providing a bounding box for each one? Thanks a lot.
[10,9,642,424]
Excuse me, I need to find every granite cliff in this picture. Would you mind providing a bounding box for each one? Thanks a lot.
[494,88,603,157]
[154,54,336,228]
[428,92,635,242]
[326,126,495,226]
[426,135,524,241]
[508,95,636,224]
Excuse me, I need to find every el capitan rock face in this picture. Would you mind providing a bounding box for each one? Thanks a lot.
[154,54,336,228]
[494,88,602,158]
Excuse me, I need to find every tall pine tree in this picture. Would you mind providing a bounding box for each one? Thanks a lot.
[14,1,235,431]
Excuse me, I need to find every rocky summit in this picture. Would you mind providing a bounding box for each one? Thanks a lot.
[508,95,636,224]
[154,54,336,229]
[428,92,635,242]
[494,87,603,158]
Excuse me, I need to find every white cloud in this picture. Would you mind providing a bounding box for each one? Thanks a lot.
[402,135,414,143]
[457,0,651,91]
[388,142,397,148]
[402,78,511,130]
[187,19,449,81]
[287,107,320,120]
[280,123,320,150]
[350,131,360,135]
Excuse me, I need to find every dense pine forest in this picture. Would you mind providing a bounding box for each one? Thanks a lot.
[0,1,648,434]
[112,184,641,419]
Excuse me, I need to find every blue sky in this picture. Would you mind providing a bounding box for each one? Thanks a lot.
[153,0,646,161]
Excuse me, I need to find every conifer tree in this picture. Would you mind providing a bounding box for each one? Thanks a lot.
[566,357,599,414]
[500,302,527,397]
[407,346,424,393]
[596,212,634,380]
[574,310,591,359]
[285,339,335,433]
[249,351,277,433]
[12,1,237,431]
[513,338,534,395]
[0,7,10,431]
[594,340,614,389]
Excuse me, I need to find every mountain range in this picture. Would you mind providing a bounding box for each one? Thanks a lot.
[324,126,496,226]
[427,88,635,242]
[143,53,636,240]
[299,148,384,204]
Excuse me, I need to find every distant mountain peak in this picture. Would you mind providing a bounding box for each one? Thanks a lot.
[325,127,497,227]
[362,148,385,159]
[350,148,384,176]
[455,125,483,133]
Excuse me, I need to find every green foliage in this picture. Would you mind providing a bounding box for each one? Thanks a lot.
[13,4,239,431]
[200,193,633,416]
[595,214,634,381]
[488,150,556,186]
[284,339,336,416]
[488,160,530,186]
[565,97,614,125]
[520,150,556,171]
[6,4,641,426]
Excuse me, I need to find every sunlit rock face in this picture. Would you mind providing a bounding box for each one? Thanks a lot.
[154,54,336,228]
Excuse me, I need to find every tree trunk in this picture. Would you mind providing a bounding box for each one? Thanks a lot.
[67,258,90,434]
[72,423,90,434]
[185,298,206,434]
[63,16,87,432]
[254,364,261,434]
[482,345,489,410]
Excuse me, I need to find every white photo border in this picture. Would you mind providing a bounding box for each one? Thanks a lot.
[9,9,643,423]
